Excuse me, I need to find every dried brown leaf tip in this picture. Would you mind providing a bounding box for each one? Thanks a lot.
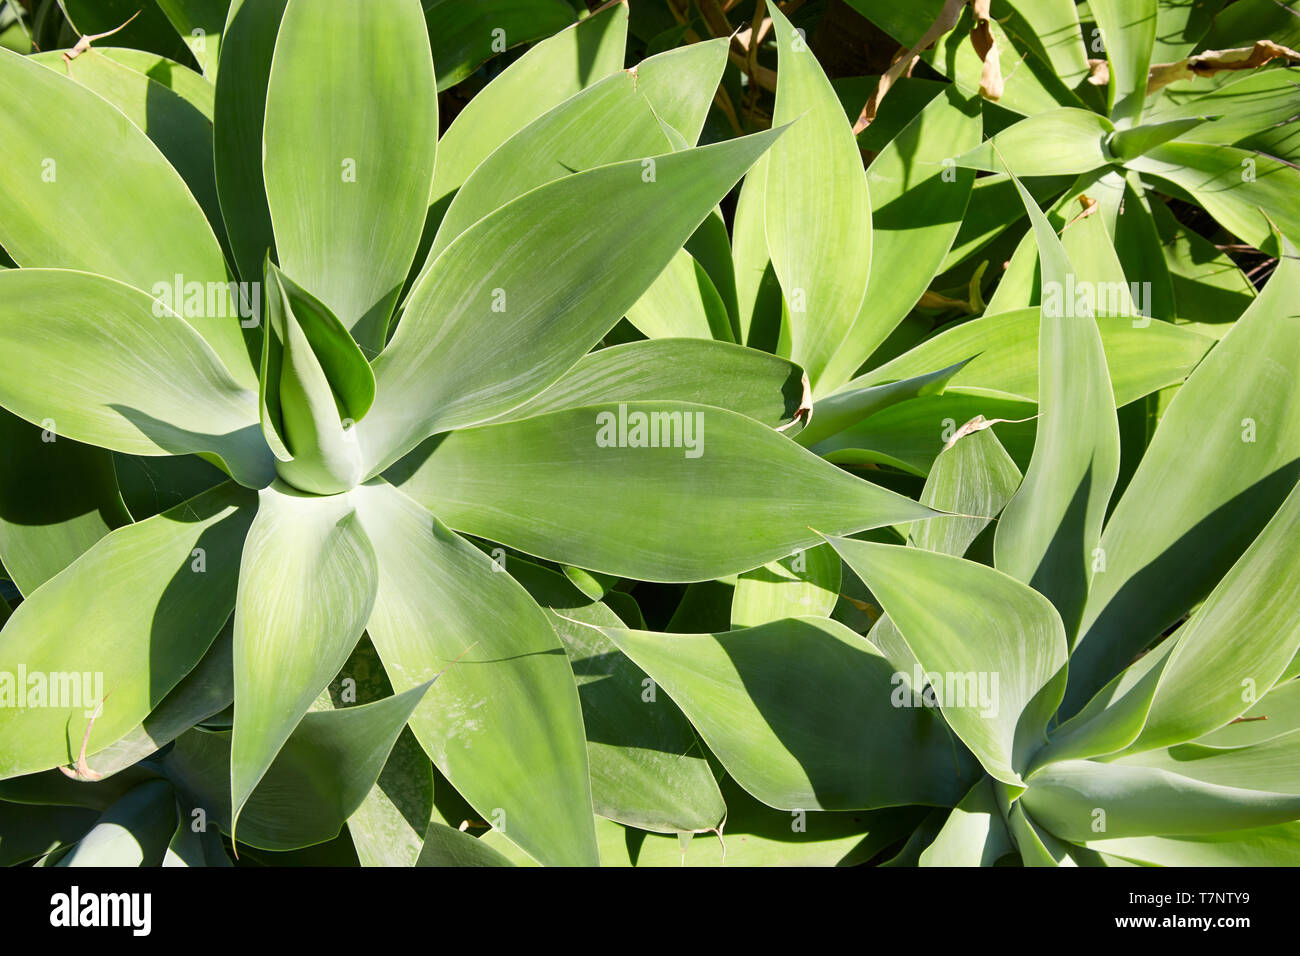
[61,10,141,73]
[969,0,1003,102]
[943,413,1035,451]
[775,372,814,433]
[1147,41,1300,95]
[57,695,107,782]
[1061,194,1099,233]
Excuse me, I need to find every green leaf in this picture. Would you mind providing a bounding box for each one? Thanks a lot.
[84,623,234,780]
[1022,758,1300,841]
[1085,822,1300,866]
[426,70,672,268]
[230,483,377,834]
[165,684,428,851]
[31,48,224,251]
[821,87,980,389]
[55,780,176,867]
[154,0,230,78]
[213,0,288,282]
[634,38,728,147]
[992,175,1121,641]
[852,308,1213,407]
[424,0,575,91]
[1068,252,1300,713]
[625,249,734,341]
[262,0,437,354]
[416,821,515,867]
[0,482,254,778]
[388,401,935,582]
[1197,678,1300,749]
[260,262,372,495]
[920,776,1014,866]
[1107,115,1213,161]
[1119,479,1300,753]
[731,544,841,628]
[507,558,725,835]
[1089,0,1157,126]
[364,129,786,471]
[423,3,628,232]
[829,536,1069,787]
[0,411,131,595]
[494,339,808,431]
[797,362,967,448]
[352,481,597,867]
[0,800,98,866]
[764,3,871,393]
[1126,142,1300,253]
[603,616,974,810]
[954,109,1115,177]
[0,269,274,489]
[0,47,253,383]
[907,426,1022,558]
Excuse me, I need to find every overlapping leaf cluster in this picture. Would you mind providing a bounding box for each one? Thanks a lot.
[0,0,1298,867]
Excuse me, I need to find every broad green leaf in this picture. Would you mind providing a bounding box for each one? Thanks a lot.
[1108,116,1213,161]
[230,483,378,834]
[352,481,597,867]
[634,38,728,147]
[427,70,672,267]
[1068,253,1300,714]
[852,309,1212,407]
[1022,758,1300,841]
[260,262,372,495]
[165,684,427,851]
[98,48,216,117]
[84,623,234,779]
[0,269,273,489]
[732,154,782,348]
[796,362,967,448]
[731,544,841,629]
[954,109,1115,177]
[812,392,1040,477]
[494,339,807,430]
[1197,678,1300,749]
[213,0,288,282]
[993,175,1121,641]
[907,426,1022,557]
[563,785,926,867]
[1119,479,1300,753]
[1116,732,1300,796]
[1090,0,1157,126]
[262,0,437,354]
[0,411,131,596]
[0,47,252,383]
[424,3,627,226]
[154,0,229,78]
[0,800,98,866]
[55,780,176,867]
[0,482,253,778]
[919,776,1014,866]
[1149,192,1254,337]
[1086,822,1300,866]
[1006,0,1091,87]
[364,130,785,471]
[317,636,433,867]
[389,401,935,582]
[416,821,515,867]
[1146,67,1300,146]
[507,558,725,835]
[603,616,974,811]
[1127,142,1300,253]
[829,536,1069,787]
[764,4,870,393]
[625,249,734,342]
[424,0,575,91]
[821,87,980,389]
[31,48,223,248]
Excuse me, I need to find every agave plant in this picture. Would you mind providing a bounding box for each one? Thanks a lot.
[1,0,1297,870]
[0,0,949,866]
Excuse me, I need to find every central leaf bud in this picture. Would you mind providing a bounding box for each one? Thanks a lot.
[258,260,375,495]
